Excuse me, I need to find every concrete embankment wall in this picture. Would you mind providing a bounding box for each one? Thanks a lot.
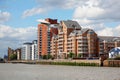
[7,59,101,66]
[7,60,120,67]
[103,60,120,67]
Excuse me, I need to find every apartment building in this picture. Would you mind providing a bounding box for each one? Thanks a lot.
[21,42,32,60]
[37,18,58,58]
[21,40,38,60]
[51,34,58,58]
[67,28,98,58]
[51,20,83,58]
[50,20,120,59]
[8,47,21,61]
[98,36,120,54]
[32,40,38,60]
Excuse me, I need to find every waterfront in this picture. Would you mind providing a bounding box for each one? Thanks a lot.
[0,63,120,80]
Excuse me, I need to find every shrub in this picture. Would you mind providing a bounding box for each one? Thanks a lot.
[114,56,120,60]
[36,61,99,67]
[47,54,52,59]
[42,55,47,59]
[78,53,82,58]
[68,52,74,58]
[10,54,17,60]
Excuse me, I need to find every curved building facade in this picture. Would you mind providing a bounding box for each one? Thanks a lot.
[109,47,120,58]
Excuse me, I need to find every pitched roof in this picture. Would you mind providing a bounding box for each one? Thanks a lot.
[69,28,91,36]
[98,36,120,42]
[62,20,81,28]
[79,28,89,34]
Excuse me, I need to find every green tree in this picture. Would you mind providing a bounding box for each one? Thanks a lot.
[47,54,52,59]
[42,55,47,59]
[78,53,82,58]
[10,54,17,60]
[42,54,52,59]
[68,52,74,58]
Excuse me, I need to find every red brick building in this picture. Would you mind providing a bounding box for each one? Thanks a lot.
[8,47,21,61]
[50,20,120,59]
[37,18,58,58]
[38,18,120,59]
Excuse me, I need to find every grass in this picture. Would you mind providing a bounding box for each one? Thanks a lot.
[36,61,100,67]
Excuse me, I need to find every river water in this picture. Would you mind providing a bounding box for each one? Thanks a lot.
[0,63,120,80]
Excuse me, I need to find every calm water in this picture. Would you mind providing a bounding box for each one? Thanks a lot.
[0,63,120,80]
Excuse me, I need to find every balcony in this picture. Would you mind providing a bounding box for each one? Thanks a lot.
[58,39,64,41]
[58,35,63,38]
[77,36,82,38]
[67,38,72,40]
[78,51,88,53]
[58,45,63,47]
[67,41,72,44]
[58,42,63,45]
[67,45,72,47]
[78,40,87,43]
[67,48,72,50]
[59,32,64,35]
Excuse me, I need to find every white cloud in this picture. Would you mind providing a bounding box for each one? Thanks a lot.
[80,23,120,36]
[22,0,88,18]
[22,7,46,18]
[73,6,104,19]
[0,24,37,56]
[36,0,88,9]
[97,27,114,36]
[0,24,37,40]
[72,0,120,37]
[0,11,10,23]
[73,0,120,25]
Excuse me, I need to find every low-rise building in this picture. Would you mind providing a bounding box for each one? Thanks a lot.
[8,47,21,61]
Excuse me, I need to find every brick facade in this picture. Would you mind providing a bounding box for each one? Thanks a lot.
[50,20,120,59]
[38,18,58,58]
[38,18,120,59]
[8,47,21,61]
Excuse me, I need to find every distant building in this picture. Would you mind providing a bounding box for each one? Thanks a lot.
[21,42,32,60]
[8,47,21,61]
[16,48,21,60]
[4,55,8,60]
[98,36,120,55]
[32,40,38,60]
[21,40,38,60]
[8,47,14,61]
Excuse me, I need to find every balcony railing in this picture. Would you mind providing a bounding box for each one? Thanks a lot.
[59,32,64,35]
[58,42,63,45]
[58,38,64,41]
[67,45,72,47]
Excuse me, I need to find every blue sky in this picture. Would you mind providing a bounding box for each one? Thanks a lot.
[0,0,120,57]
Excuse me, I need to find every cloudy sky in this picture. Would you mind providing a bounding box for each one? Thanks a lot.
[0,0,120,57]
